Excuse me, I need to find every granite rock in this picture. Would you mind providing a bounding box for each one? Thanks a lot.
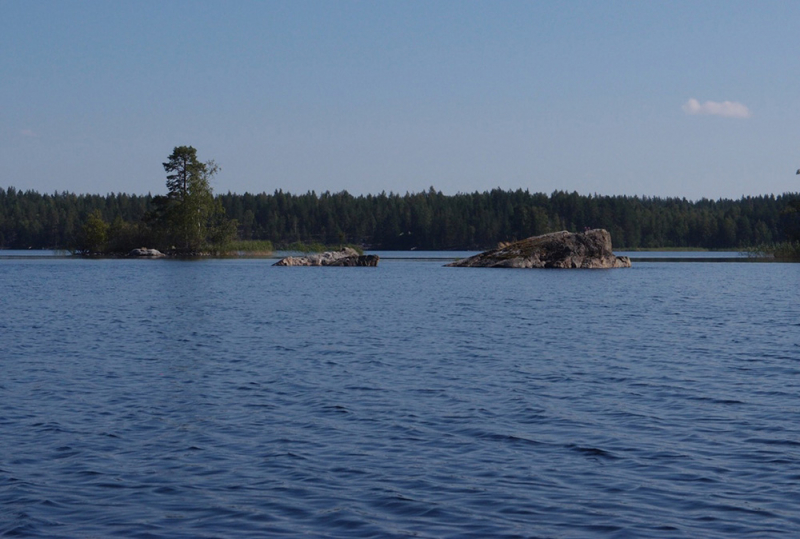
[273,247,379,267]
[446,230,631,269]
[128,248,165,258]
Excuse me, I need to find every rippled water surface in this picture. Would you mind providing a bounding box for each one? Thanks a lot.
[2,257,799,538]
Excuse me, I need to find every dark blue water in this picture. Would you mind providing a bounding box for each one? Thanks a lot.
[2,258,799,538]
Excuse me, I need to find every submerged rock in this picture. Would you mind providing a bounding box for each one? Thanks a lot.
[446,229,631,269]
[128,248,165,258]
[273,247,379,267]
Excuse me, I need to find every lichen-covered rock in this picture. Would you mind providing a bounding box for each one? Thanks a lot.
[325,254,380,266]
[128,248,165,258]
[273,247,379,267]
[446,230,631,269]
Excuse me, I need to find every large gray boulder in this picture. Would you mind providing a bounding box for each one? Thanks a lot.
[446,229,631,269]
[128,248,165,258]
[273,247,379,267]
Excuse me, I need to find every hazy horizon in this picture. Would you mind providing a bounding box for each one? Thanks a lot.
[2,183,797,205]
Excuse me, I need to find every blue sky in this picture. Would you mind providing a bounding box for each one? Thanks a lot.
[2,0,799,199]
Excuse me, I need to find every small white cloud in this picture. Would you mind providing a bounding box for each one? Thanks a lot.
[20,128,37,137]
[682,98,751,118]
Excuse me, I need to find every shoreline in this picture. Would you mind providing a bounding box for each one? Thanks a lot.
[0,252,792,263]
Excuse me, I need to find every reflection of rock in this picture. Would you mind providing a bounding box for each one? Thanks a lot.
[128,248,165,258]
[273,247,379,267]
[446,230,631,269]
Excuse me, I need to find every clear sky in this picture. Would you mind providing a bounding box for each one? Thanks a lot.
[2,0,799,200]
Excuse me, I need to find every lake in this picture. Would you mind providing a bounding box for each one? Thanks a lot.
[1,255,799,537]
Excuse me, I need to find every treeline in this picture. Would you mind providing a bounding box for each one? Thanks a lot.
[1,185,798,250]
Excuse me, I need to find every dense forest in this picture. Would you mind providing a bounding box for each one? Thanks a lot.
[1,185,799,251]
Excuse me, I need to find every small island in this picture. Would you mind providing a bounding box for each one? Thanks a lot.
[77,146,238,257]
[273,247,379,266]
[446,229,631,268]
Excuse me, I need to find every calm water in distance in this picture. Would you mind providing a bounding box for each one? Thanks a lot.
[1,257,799,538]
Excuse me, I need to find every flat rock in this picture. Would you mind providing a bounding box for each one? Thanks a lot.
[273,247,379,267]
[446,229,631,269]
[128,248,165,258]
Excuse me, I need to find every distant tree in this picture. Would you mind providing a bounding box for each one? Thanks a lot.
[159,146,234,252]
[80,209,108,253]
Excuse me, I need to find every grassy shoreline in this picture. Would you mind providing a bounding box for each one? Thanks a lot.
[745,242,800,260]
[9,242,800,261]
